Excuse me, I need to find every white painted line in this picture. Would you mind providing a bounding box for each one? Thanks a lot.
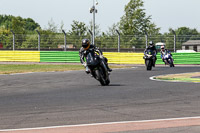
[9,72,36,75]
[132,67,137,69]
[112,67,137,70]
[1,116,200,132]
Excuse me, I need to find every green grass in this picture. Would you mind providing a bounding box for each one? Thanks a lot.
[0,64,84,74]
[0,64,129,74]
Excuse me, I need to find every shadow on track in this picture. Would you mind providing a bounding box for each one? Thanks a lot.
[107,84,125,86]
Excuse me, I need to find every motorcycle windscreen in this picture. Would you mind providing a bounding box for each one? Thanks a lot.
[86,52,99,66]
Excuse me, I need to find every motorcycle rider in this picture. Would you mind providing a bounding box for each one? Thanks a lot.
[79,39,112,74]
[144,41,157,67]
[160,45,172,64]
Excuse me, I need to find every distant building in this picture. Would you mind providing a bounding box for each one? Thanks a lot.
[182,40,200,52]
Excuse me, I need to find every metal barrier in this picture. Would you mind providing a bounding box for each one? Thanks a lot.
[0,51,40,62]
[0,51,200,65]
[156,52,200,65]
[40,51,80,63]
[104,52,144,64]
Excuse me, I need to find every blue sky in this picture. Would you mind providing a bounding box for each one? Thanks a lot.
[1,0,200,33]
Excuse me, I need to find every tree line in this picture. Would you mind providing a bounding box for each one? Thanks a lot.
[0,0,200,50]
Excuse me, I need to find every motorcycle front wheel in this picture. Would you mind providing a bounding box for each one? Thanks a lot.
[145,59,152,71]
[95,67,110,86]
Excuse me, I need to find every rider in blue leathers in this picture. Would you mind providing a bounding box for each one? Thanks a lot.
[160,45,172,64]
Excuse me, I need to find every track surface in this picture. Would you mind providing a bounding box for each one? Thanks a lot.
[0,66,200,132]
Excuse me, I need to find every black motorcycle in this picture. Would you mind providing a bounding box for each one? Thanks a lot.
[86,49,110,86]
[143,49,155,71]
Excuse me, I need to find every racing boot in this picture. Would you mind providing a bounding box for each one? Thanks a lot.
[153,61,155,67]
[107,65,112,72]
[103,57,112,72]
[108,67,112,72]
[85,66,90,74]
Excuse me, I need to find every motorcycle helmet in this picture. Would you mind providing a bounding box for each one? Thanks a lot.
[149,41,154,46]
[161,45,165,51]
[82,39,90,50]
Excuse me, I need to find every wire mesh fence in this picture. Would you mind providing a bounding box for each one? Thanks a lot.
[0,33,200,52]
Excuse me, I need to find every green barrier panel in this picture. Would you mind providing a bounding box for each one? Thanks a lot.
[156,53,200,65]
[40,51,80,63]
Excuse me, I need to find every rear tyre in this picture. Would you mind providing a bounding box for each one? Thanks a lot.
[169,59,174,67]
[172,62,175,67]
[105,77,110,85]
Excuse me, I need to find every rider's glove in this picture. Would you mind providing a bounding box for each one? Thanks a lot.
[100,55,104,59]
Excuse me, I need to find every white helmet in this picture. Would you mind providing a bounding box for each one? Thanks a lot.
[161,45,165,49]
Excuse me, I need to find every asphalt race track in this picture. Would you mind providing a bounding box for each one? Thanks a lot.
[0,66,200,131]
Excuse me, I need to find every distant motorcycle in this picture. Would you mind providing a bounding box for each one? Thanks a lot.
[163,53,175,67]
[86,49,110,86]
[143,49,155,71]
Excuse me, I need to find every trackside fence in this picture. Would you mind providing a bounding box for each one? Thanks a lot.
[1,33,200,51]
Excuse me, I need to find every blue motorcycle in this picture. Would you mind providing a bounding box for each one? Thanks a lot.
[163,52,175,67]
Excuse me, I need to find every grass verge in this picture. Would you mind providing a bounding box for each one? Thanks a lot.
[154,72,200,83]
[0,64,130,74]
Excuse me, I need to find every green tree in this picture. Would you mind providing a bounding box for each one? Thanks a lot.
[21,34,38,48]
[163,27,199,49]
[97,23,119,48]
[0,26,12,48]
[46,18,58,33]
[24,18,40,31]
[68,20,88,48]
[176,27,198,42]
[11,17,26,48]
[120,0,159,35]
[0,15,41,49]
[12,17,25,33]
[119,0,160,48]
[88,20,101,37]
[106,23,119,36]
[70,20,87,36]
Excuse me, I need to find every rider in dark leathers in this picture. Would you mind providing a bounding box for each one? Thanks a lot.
[79,39,112,74]
[144,41,157,67]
